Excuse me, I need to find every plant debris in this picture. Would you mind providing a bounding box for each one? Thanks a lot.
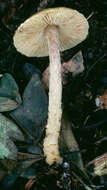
[42,51,84,88]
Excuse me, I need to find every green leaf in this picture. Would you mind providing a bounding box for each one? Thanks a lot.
[0,73,22,112]
[0,113,24,160]
[0,97,19,112]
[0,73,18,97]
[11,73,48,140]
[20,167,36,179]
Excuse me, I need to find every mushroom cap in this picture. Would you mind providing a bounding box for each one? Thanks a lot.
[13,7,89,57]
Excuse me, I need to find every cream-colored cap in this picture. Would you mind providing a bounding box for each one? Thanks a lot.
[13,7,89,57]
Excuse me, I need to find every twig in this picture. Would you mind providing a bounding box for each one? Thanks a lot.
[87,153,107,176]
[87,12,94,20]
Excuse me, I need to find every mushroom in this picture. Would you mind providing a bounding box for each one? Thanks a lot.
[13,7,89,165]
[42,51,84,89]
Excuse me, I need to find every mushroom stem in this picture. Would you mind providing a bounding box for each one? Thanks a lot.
[43,25,62,165]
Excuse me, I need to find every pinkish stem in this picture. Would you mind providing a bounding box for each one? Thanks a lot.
[43,25,62,165]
